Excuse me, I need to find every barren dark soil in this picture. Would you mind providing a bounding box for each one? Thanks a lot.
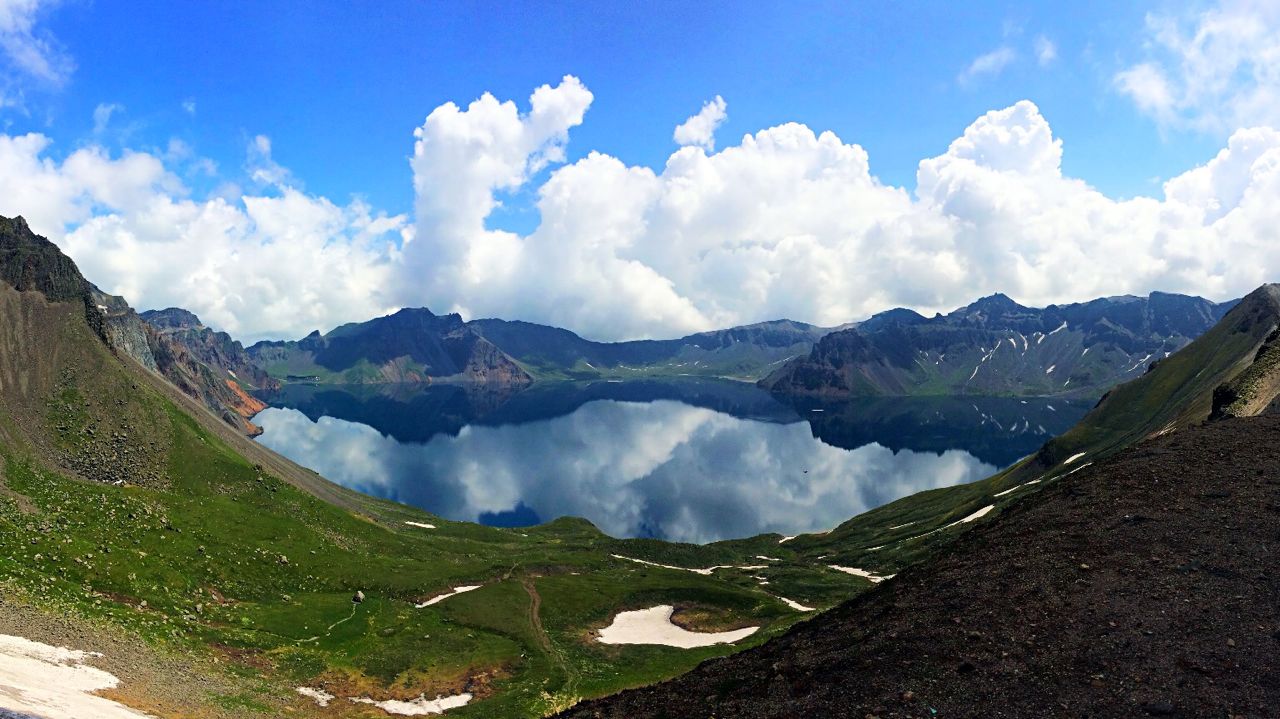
[562,416,1280,719]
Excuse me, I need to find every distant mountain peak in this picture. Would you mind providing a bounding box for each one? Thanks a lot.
[390,306,438,318]
[961,292,1025,314]
[0,213,91,305]
[140,307,203,330]
[858,307,927,332]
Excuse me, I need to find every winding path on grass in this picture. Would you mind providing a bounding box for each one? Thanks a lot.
[297,603,359,644]
[522,575,579,702]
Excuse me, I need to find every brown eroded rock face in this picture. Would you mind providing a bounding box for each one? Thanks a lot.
[133,307,280,435]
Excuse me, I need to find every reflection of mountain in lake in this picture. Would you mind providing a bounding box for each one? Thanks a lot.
[253,379,1091,542]
[258,378,1088,467]
[796,395,1092,467]
[256,381,525,444]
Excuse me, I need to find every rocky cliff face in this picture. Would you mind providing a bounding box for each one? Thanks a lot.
[140,307,277,391]
[763,292,1237,398]
[90,286,160,372]
[138,307,279,435]
[1211,286,1280,419]
[0,215,108,342]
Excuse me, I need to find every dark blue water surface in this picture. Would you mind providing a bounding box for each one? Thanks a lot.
[254,379,1089,543]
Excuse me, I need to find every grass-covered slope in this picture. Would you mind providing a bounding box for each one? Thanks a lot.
[0,225,887,717]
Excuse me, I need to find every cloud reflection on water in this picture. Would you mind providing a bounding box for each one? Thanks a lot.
[255,398,997,543]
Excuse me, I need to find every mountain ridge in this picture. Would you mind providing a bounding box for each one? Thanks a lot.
[236,291,1234,392]
[761,290,1237,398]
[247,306,534,385]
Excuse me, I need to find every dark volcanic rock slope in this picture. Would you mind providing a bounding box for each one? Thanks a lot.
[763,292,1235,398]
[562,415,1280,719]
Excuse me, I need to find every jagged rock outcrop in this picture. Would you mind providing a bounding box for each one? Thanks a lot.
[1211,286,1280,419]
[0,215,108,342]
[140,307,277,392]
[90,285,159,372]
[141,314,274,436]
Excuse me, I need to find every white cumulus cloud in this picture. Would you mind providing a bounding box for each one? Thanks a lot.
[0,132,407,342]
[673,95,727,151]
[1116,0,1280,131]
[20,75,1280,346]
[397,81,1280,341]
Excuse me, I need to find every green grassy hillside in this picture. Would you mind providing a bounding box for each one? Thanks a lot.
[0,269,874,717]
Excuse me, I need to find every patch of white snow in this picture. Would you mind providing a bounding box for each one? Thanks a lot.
[296,687,334,707]
[416,586,481,608]
[0,634,154,719]
[828,566,895,583]
[350,693,473,715]
[596,606,758,648]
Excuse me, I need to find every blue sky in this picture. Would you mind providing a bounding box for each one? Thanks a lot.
[23,1,1221,220]
[3,0,1279,342]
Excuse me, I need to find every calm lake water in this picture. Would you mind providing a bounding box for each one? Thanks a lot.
[254,379,1090,543]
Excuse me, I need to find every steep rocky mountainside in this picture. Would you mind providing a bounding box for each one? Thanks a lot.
[90,283,159,373]
[1212,325,1280,420]
[247,307,532,385]
[1023,284,1280,474]
[0,215,274,436]
[0,215,107,341]
[762,292,1236,398]
[142,307,273,391]
[0,216,93,306]
[561,415,1280,719]
[90,289,274,436]
[138,306,277,436]
[468,318,835,381]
